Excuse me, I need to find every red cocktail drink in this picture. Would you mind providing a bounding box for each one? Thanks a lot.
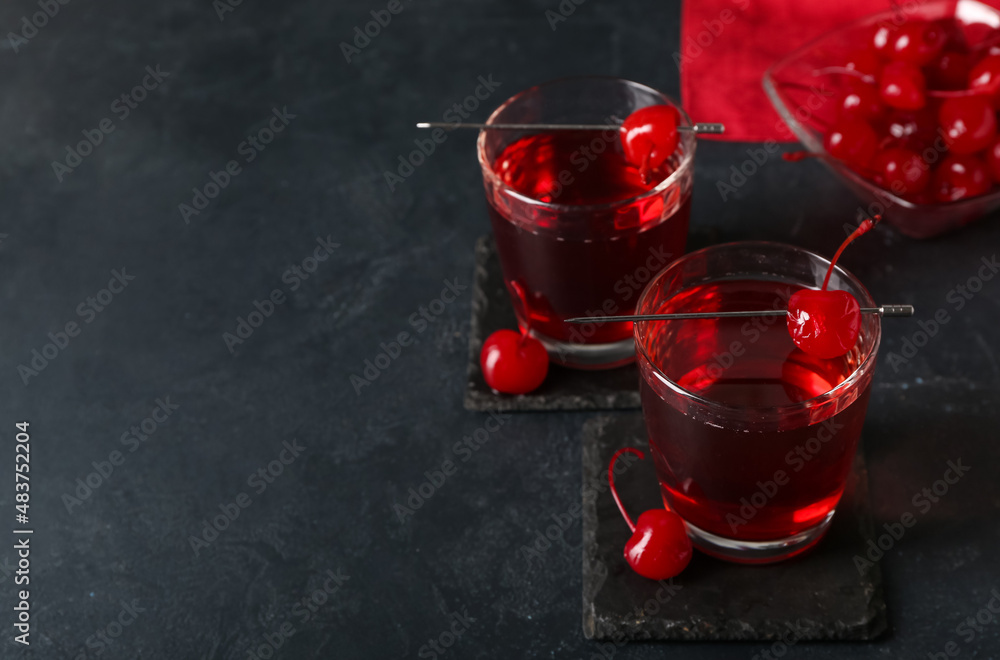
[635,243,880,563]
[478,78,695,369]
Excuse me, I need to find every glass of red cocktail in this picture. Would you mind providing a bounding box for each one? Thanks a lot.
[477,77,695,369]
[634,242,880,563]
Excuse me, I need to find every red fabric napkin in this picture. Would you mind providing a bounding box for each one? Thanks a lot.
[679,0,887,142]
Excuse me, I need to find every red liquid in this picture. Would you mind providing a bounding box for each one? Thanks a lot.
[486,132,691,345]
[638,279,871,543]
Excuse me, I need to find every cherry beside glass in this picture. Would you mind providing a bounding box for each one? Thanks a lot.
[634,242,881,563]
[477,77,695,369]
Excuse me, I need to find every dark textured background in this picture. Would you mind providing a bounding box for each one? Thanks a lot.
[1,0,998,658]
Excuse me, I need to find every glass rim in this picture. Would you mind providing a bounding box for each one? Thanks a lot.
[476,75,696,212]
[634,240,882,416]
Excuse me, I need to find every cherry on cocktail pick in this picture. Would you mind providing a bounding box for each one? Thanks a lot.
[786,217,878,359]
[415,115,723,186]
[480,281,549,395]
[619,105,680,183]
[608,447,692,580]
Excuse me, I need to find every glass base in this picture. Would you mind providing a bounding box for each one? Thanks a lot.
[682,511,836,565]
[529,329,635,370]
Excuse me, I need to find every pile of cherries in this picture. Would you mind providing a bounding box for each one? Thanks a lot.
[816,15,1000,202]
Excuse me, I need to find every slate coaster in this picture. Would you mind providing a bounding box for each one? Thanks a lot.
[464,236,641,412]
[582,414,887,641]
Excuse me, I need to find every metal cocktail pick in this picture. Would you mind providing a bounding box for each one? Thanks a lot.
[415,122,726,134]
[566,305,914,323]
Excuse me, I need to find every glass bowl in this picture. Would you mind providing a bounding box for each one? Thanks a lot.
[763,0,1000,239]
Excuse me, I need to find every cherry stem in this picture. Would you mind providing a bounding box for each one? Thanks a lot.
[774,80,835,97]
[927,89,983,99]
[609,447,643,532]
[811,66,875,84]
[821,216,879,291]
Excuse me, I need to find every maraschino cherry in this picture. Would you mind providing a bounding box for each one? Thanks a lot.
[480,330,548,394]
[932,154,992,201]
[874,147,930,194]
[879,61,927,110]
[619,105,679,183]
[968,54,1000,105]
[609,447,692,580]
[885,20,947,65]
[925,50,972,90]
[823,119,879,168]
[480,281,549,394]
[836,79,884,122]
[883,107,937,150]
[844,48,881,78]
[938,95,997,154]
[786,218,877,359]
[986,136,1000,181]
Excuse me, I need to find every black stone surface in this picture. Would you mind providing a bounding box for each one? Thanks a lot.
[465,236,642,411]
[582,415,887,641]
[4,0,1000,658]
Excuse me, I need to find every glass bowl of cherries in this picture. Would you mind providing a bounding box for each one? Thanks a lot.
[763,0,1000,239]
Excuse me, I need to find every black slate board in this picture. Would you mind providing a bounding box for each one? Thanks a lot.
[582,414,887,641]
[464,236,642,411]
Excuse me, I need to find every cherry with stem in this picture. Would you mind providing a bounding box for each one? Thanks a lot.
[608,447,693,581]
[619,105,679,181]
[786,217,879,359]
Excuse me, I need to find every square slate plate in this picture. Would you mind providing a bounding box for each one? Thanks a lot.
[464,236,642,412]
[582,413,887,641]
